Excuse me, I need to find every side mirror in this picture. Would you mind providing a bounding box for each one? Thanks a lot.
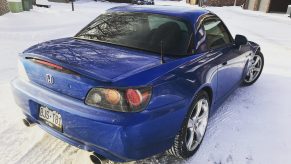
[235,35,248,47]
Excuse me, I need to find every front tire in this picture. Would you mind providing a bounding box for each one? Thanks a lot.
[168,91,209,159]
[243,51,264,86]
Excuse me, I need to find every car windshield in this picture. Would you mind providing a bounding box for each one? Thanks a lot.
[75,12,192,56]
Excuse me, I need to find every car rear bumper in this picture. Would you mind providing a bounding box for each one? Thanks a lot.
[11,78,187,162]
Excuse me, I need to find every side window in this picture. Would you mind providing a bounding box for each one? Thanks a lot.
[148,15,189,32]
[203,19,232,49]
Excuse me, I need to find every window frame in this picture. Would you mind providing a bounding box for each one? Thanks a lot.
[194,14,234,54]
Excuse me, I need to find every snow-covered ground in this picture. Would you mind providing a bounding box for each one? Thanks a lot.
[1,0,291,163]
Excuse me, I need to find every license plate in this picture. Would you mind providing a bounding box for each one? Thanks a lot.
[39,106,62,131]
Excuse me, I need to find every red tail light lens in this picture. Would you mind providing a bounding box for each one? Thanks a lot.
[85,87,152,112]
[126,89,143,107]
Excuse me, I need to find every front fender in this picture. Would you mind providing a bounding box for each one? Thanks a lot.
[248,41,261,54]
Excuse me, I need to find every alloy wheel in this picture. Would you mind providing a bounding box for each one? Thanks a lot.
[244,54,263,83]
[185,98,209,151]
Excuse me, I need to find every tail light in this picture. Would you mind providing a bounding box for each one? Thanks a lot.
[85,87,152,112]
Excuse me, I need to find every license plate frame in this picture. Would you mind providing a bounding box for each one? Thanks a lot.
[39,106,63,132]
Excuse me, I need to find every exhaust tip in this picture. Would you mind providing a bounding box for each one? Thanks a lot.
[22,118,35,127]
[90,153,109,164]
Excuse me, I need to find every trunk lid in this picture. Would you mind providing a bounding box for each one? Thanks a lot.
[23,38,161,82]
[22,38,161,100]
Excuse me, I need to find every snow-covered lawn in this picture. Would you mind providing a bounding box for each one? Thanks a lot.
[0,1,291,163]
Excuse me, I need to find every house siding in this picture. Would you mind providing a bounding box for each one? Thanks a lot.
[258,0,271,12]
[248,0,256,10]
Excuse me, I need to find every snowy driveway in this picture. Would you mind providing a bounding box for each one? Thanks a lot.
[0,1,291,164]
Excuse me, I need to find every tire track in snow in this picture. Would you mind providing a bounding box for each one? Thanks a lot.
[0,124,45,164]
[15,134,71,164]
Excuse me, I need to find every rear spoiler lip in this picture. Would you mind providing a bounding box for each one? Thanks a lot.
[20,53,113,83]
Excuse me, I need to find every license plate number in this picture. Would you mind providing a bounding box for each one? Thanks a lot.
[39,106,62,131]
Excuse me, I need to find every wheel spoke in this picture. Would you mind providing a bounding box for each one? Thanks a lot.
[249,71,254,81]
[187,119,195,128]
[197,103,208,121]
[195,128,203,142]
[253,68,261,72]
[198,110,207,121]
[186,129,194,150]
[194,100,202,119]
[246,70,251,76]
[254,57,260,65]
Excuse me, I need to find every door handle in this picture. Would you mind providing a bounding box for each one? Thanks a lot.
[222,61,228,66]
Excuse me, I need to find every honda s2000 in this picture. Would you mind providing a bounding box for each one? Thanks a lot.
[11,5,264,163]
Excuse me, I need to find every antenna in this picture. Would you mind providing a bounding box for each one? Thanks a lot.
[160,40,165,64]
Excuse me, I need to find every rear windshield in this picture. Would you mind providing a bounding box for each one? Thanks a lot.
[75,12,192,56]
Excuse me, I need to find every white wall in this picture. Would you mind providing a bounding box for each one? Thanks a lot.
[258,0,271,12]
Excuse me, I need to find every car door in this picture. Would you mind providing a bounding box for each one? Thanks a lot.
[199,17,247,102]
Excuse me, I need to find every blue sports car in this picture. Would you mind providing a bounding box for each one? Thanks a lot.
[11,5,264,163]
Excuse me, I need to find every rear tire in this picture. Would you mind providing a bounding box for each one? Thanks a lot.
[168,91,209,159]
